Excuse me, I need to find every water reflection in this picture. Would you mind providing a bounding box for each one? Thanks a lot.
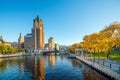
[33,56,45,80]
[70,59,109,80]
[71,59,79,68]
[0,57,21,72]
[82,62,109,80]
[18,58,24,73]
[48,55,56,68]
[0,55,109,80]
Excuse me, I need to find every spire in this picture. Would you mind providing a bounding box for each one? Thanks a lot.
[36,15,40,22]
[18,33,24,43]
[33,15,44,28]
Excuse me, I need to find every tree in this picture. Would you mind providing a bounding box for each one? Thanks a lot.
[0,44,7,54]
[81,22,120,59]
[68,43,81,53]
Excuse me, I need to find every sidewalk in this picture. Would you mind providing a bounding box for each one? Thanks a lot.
[76,56,120,80]
[0,52,26,58]
[86,57,120,73]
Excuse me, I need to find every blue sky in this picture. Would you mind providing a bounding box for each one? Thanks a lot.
[0,0,120,45]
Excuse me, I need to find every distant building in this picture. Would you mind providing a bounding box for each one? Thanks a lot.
[55,44,60,51]
[11,42,18,47]
[0,36,11,47]
[44,43,48,50]
[24,33,33,49]
[48,37,55,50]
[2,42,11,47]
[18,33,24,48]
[0,42,11,47]
[59,45,70,53]
[24,16,45,49]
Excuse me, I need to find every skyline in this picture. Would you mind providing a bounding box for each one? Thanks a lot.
[0,0,120,45]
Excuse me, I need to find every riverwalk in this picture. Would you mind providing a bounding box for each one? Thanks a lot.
[0,52,34,58]
[0,51,58,58]
[76,56,120,80]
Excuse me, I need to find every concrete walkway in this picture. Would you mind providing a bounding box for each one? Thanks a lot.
[0,52,32,58]
[76,56,120,80]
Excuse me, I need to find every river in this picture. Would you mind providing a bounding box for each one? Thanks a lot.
[0,54,109,80]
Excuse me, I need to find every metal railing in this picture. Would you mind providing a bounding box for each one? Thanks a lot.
[76,56,120,80]
[86,58,120,73]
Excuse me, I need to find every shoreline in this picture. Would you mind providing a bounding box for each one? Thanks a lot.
[0,53,32,58]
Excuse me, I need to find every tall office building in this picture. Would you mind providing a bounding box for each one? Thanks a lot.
[24,16,45,49]
[32,16,44,49]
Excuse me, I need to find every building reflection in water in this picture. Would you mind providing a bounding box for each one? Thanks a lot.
[19,58,24,73]
[48,55,56,68]
[33,56,45,80]
[0,57,22,73]
[0,55,109,80]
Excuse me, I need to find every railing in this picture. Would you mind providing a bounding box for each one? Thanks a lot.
[76,56,120,80]
[86,58,120,73]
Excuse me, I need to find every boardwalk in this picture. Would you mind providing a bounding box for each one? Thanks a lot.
[76,56,120,80]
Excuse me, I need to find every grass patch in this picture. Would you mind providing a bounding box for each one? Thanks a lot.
[109,52,120,62]
[87,52,120,62]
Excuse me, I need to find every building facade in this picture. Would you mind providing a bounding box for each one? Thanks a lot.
[48,37,55,50]
[24,16,45,49]
[32,16,44,49]
[0,36,11,47]
[55,44,60,51]
[11,42,18,48]
[18,33,24,48]
[24,33,33,49]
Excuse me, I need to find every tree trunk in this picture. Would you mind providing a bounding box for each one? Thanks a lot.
[106,51,110,59]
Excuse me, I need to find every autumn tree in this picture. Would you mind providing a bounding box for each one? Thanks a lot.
[68,43,81,53]
[81,22,120,59]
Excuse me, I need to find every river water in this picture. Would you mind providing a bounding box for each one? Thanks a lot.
[0,54,109,80]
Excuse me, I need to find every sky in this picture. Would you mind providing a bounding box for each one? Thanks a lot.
[0,0,120,45]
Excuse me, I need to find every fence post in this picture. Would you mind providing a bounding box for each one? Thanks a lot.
[119,66,120,72]
[110,64,111,68]
[103,61,104,66]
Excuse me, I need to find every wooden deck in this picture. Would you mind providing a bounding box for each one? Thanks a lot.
[76,56,120,80]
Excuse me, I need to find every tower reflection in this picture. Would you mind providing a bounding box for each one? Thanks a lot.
[33,56,45,80]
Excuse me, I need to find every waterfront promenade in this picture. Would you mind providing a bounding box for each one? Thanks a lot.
[0,52,32,58]
[76,56,120,80]
[0,50,58,58]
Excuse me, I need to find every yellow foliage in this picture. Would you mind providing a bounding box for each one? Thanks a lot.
[81,32,118,54]
[68,43,81,53]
